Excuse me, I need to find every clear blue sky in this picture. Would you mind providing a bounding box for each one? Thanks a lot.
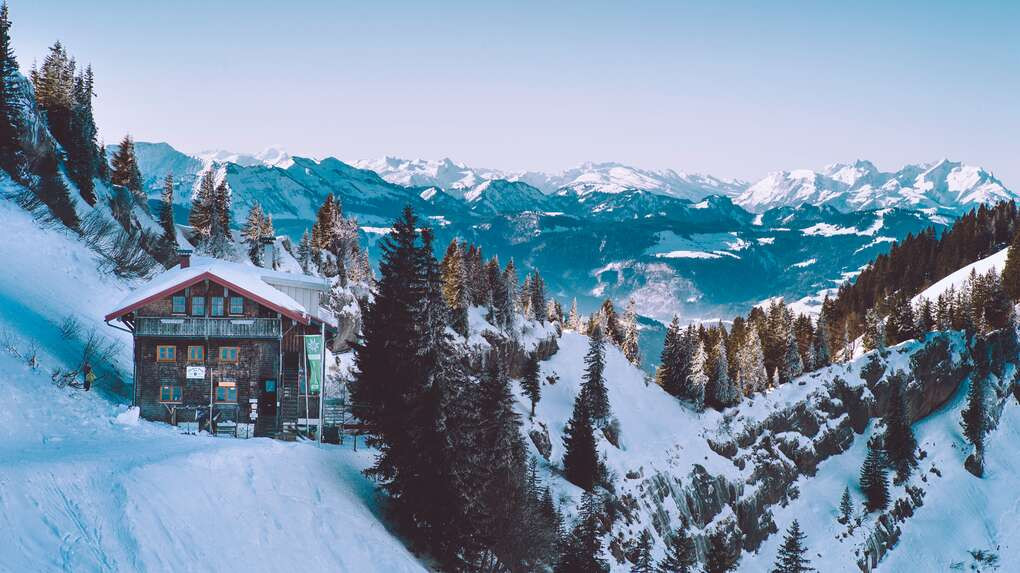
[10,1,1020,185]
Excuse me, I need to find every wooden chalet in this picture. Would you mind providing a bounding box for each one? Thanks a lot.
[105,250,337,438]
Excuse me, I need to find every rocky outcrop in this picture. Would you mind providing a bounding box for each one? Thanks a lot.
[472,329,559,378]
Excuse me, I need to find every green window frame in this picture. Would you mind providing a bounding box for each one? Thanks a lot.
[172,295,186,314]
[191,296,205,316]
[229,296,244,315]
[187,345,204,362]
[215,381,237,402]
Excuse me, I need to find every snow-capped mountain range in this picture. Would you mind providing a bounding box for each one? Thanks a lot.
[735,159,1014,214]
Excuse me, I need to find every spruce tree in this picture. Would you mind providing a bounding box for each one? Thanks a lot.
[656,316,685,396]
[242,202,267,266]
[530,271,547,325]
[110,134,145,205]
[738,324,768,396]
[440,240,469,336]
[704,528,739,573]
[863,308,885,352]
[838,486,854,525]
[1002,225,1020,301]
[521,352,541,417]
[813,308,832,369]
[582,325,611,424]
[622,299,641,366]
[780,327,804,385]
[297,230,313,274]
[555,491,608,573]
[631,529,655,573]
[0,0,24,179]
[961,372,988,469]
[687,339,708,411]
[771,520,813,573]
[159,173,177,246]
[601,299,625,346]
[486,257,511,330]
[568,298,581,330]
[562,390,600,491]
[712,337,738,408]
[657,526,696,573]
[859,435,890,512]
[882,371,917,483]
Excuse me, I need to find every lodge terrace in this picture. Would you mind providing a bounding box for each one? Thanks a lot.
[105,250,339,439]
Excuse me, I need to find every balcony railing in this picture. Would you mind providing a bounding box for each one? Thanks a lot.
[134,316,282,339]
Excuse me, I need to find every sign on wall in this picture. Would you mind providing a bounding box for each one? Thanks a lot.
[303,335,323,394]
[186,366,206,379]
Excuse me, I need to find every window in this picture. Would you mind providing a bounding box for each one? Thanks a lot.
[210,297,225,317]
[160,384,182,402]
[219,347,239,363]
[156,345,176,362]
[229,296,244,315]
[187,345,204,362]
[216,381,237,402]
[172,295,186,314]
[191,296,205,316]
[264,379,276,393]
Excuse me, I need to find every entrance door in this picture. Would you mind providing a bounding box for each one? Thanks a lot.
[256,379,278,436]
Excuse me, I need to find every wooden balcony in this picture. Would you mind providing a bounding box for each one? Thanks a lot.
[134,316,282,339]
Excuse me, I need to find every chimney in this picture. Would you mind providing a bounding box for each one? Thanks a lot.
[178,248,193,269]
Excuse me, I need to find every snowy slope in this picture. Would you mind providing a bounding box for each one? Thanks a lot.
[0,198,426,573]
[912,247,1010,304]
[737,159,1016,215]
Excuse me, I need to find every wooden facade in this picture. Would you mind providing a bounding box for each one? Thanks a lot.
[107,256,333,438]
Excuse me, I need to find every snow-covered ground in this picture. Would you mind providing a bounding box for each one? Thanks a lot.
[913,247,1010,305]
[0,200,424,573]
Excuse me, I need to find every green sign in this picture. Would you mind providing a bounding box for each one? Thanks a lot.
[303,335,324,394]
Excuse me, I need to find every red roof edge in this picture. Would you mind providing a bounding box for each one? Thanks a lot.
[104,270,312,325]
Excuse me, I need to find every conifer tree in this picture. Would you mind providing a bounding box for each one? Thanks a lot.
[297,230,313,274]
[555,491,608,573]
[1002,225,1020,301]
[600,299,625,346]
[110,134,145,205]
[503,258,519,314]
[656,316,685,396]
[521,352,541,417]
[631,529,655,573]
[771,520,813,573]
[622,299,641,366]
[859,435,890,512]
[657,526,696,573]
[242,202,267,266]
[882,371,917,483]
[159,173,176,246]
[486,257,512,330]
[568,298,581,331]
[779,327,804,385]
[962,371,988,471]
[440,240,469,336]
[687,338,708,411]
[863,308,885,352]
[915,298,935,335]
[562,390,600,491]
[189,170,216,236]
[704,528,739,573]
[712,336,739,408]
[0,0,23,179]
[838,486,853,525]
[813,305,832,369]
[737,324,768,396]
[530,271,547,325]
[582,325,611,425]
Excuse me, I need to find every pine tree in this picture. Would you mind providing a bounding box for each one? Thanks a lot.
[297,230,313,274]
[568,298,581,330]
[110,134,145,205]
[687,339,708,411]
[486,257,512,330]
[779,325,804,385]
[656,316,686,396]
[863,308,885,352]
[882,371,917,483]
[712,336,738,408]
[601,299,625,346]
[1002,225,1020,301]
[961,371,988,467]
[771,520,813,573]
[704,528,739,573]
[440,240,469,336]
[738,324,767,396]
[582,325,611,425]
[503,258,519,314]
[657,526,696,573]
[159,173,177,246]
[555,491,609,573]
[622,299,641,366]
[562,390,600,491]
[0,0,24,179]
[530,271,547,325]
[631,529,655,573]
[859,436,890,512]
[521,352,541,417]
[838,486,853,525]
[813,304,832,369]
[242,202,267,266]
[190,169,216,236]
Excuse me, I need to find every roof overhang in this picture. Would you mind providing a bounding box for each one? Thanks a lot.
[104,271,314,325]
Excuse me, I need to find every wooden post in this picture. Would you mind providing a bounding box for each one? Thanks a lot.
[318,322,325,446]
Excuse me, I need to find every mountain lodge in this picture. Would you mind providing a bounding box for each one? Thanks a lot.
[105,250,338,438]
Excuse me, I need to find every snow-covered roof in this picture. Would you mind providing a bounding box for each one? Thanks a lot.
[105,256,331,325]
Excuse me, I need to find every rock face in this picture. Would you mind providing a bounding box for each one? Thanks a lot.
[623,332,983,570]
[473,329,559,378]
